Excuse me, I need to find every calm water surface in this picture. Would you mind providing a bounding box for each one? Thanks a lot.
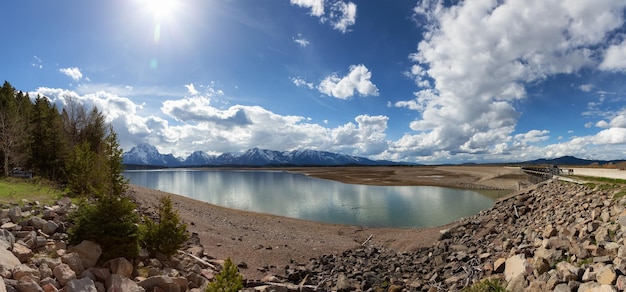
[124,169,494,228]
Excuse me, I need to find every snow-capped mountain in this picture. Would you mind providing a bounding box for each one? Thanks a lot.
[122,144,399,167]
[122,143,183,166]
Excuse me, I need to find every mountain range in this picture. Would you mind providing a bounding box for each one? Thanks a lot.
[122,143,399,167]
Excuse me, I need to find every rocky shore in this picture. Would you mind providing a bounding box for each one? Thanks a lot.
[1,170,625,291]
[260,180,626,291]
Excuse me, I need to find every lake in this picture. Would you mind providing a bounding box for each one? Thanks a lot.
[123,169,494,228]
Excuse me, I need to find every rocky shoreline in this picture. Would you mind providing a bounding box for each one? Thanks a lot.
[260,180,626,291]
[1,178,625,291]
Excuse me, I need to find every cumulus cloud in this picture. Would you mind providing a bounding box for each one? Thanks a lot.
[292,33,310,47]
[291,0,357,33]
[185,83,199,95]
[395,0,626,158]
[329,1,356,33]
[59,67,83,81]
[600,40,626,72]
[291,77,314,89]
[290,0,324,17]
[318,64,379,99]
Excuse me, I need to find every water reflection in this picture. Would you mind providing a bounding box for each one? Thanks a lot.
[124,169,494,228]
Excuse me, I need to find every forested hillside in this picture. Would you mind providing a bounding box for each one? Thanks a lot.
[0,81,124,196]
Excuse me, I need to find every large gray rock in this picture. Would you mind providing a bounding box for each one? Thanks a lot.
[0,229,15,250]
[41,221,58,235]
[12,264,40,283]
[107,274,145,292]
[67,241,101,268]
[8,207,22,222]
[65,277,97,292]
[138,275,181,292]
[61,253,84,275]
[107,257,133,278]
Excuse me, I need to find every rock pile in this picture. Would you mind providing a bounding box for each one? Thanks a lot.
[0,197,219,292]
[264,180,626,291]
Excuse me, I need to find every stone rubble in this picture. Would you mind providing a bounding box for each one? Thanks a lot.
[0,197,219,292]
[252,180,626,291]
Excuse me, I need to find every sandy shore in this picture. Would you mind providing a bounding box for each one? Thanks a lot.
[127,165,528,280]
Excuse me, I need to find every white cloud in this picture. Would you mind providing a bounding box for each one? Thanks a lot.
[318,64,379,99]
[59,67,83,81]
[292,33,310,47]
[291,0,357,33]
[290,0,325,17]
[185,83,199,95]
[291,77,314,89]
[600,40,626,71]
[395,0,626,157]
[329,1,356,33]
[579,84,594,92]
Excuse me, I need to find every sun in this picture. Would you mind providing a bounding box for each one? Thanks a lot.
[141,0,180,20]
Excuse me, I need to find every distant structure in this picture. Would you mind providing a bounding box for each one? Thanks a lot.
[11,167,32,179]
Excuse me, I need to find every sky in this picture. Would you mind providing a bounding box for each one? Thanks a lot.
[2,0,626,164]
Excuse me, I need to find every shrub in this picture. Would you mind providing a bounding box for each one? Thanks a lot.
[206,258,244,292]
[141,195,189,257]
[68,194,140,261]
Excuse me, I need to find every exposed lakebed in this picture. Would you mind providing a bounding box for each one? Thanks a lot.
[124,169,494,228]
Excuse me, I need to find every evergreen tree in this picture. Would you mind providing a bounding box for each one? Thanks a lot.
[29,95,67,180]
[0,81,30,176]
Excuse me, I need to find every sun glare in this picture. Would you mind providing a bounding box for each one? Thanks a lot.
[142,0,179,20]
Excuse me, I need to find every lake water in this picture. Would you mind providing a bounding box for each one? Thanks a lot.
[123,169,494,228]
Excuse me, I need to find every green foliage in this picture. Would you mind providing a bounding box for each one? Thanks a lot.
[141,195,189,257]
[462,278,506,292]
[69,194,140,261]
[206,258,244,292]
[613,189,626,201]
[0,177,65,204]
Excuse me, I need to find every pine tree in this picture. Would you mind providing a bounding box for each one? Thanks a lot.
[142,195,188,257]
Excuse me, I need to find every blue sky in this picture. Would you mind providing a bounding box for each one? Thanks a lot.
[2,0,626,164]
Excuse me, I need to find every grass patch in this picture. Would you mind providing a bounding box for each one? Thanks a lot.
[572,175,626,185]
[462,278,506,292]
[0,177,66,205]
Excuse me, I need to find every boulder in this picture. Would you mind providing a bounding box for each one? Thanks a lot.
[107,274,145,292]
[52,263,76,286]
[61,253,84,275]
[107,257,133,278]
[67,241,101,268]
[12,243,33,263]
[12,264,40,282]
[41,221,58,235]
[597,266,617,285]
[0,229,15,249]
[138,275,181,292]
[65,277,97,292]
[504,254,528,282]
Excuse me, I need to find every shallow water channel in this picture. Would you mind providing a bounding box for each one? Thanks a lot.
[124,169,494,228]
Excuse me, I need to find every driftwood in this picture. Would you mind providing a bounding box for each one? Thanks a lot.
[361,235,373,246]
[178,250,217,270]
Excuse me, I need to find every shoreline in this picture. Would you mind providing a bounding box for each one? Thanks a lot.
[127,165,529,280]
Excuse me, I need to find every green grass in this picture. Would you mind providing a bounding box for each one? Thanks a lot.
[0,177,66,205]
[572,175,626,185]
[462,278,506,292]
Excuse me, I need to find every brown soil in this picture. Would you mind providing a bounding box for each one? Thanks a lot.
[127,165,527,280]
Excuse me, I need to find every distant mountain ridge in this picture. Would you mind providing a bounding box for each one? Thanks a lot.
[522,155,625,166]
[122,143,400,167]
